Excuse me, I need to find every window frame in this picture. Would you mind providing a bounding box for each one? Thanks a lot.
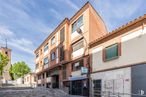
[43,57,49,65]
[72,15,83,33]
[60,46,65,61]
[36,52,39,58]
[62,65,67,79]
[36,63,39,69]
[72,59,83,71]
[72,40,84,52]
[103,43,120,61]
[51,36,55,45]
[51,52,56,61]
[60,27,65,42]
[44,43,49,52]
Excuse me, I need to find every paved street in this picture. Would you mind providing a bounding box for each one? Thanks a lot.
[0,87,85,97]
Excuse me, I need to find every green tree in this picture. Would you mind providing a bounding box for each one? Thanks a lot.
[0,53,9,76]
[9,61,31,80]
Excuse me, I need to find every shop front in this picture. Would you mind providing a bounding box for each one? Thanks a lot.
[69,76,89,96]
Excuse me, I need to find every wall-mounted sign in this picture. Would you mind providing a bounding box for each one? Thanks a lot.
[81,67,88,74]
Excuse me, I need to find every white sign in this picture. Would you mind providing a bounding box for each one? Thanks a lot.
[81,67,88,74]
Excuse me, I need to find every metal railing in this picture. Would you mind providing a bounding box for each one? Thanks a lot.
[93,90,146,97]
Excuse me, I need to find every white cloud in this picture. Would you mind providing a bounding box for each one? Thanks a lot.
[50,9,63,20]
[9,38,34,55]
[0,1,52,34]
[0,26,34,55]
[66,0,79,11]
[92,0,143,31]
[0,26,14,37]
[59,0,79,11]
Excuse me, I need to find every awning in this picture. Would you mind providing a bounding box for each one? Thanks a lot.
[69,76,87,81]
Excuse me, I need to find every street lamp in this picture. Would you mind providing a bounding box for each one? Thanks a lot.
[76,28,90,97]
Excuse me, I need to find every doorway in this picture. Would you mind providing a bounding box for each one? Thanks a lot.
[93,79,101,97]
[52,75,59,88]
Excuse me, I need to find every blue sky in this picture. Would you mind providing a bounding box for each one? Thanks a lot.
[0,0,145,71]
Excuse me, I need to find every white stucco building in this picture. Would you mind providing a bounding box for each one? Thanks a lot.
[89,14,146,97]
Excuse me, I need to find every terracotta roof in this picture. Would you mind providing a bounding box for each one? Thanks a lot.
[89,14,146,48]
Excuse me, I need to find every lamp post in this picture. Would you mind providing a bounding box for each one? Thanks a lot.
[76,28,90,97]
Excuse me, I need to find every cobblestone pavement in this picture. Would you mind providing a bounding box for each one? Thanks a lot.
[0,88,85,97]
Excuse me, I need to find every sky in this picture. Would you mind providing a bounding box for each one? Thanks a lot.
[0,0,145,71]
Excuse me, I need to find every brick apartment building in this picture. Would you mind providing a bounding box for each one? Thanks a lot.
[34,2,107,96]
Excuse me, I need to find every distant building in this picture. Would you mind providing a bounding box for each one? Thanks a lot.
[14,72,37,88]
[24,72,37,87]
[0,47,11,83]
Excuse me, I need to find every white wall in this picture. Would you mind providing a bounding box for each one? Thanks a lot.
[91,27,146,72]
[91,67,131,97]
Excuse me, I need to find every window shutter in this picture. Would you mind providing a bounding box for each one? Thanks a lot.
[118,42,121,56]
[102,48,106,62]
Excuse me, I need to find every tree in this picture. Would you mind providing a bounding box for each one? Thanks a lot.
[0,53,9,76]
[9,61,31,80]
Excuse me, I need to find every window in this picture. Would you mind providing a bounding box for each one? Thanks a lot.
[72,15,83,33]
[72,40,84,52]
[43,73,45,79]
[38,75,41,80]
[51,36,55,45]
[51,52,56,61]
[60,46,64,61]
[72,59,83,71]
[60,27,65,42]
[36,64,39,69]
[44,57,49,65]
[44,43,48,52]
[62,65,67,79]
[34,77,37,82]
[104,43,119,61]
[36,53,39,58]
[46,72,50,77]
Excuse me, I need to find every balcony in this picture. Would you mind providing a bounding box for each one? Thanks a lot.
[72,48,84,58]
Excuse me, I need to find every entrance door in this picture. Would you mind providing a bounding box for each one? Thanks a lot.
[132,64,146,97]
[93,80,101,97]
[70,79,89,96]
[72,80,82,95]
[52,75,59,88]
